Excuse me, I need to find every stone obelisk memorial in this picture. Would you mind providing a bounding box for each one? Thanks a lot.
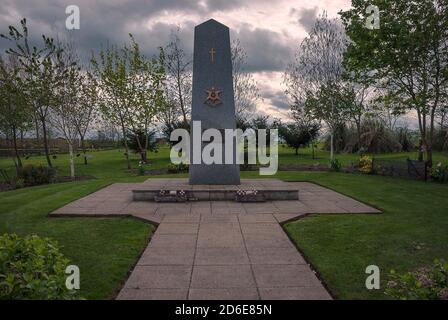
[189,19,241,185]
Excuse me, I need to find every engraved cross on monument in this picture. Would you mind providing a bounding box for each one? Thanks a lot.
[189,19,241,185]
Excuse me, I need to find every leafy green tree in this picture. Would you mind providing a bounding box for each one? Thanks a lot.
[1,18,65,168]
[0,55,31,172]
[341,0,448,166]
[251,115,271,147]
[278,122,319,155]
[92,35,166,168]
[125,129,158,163]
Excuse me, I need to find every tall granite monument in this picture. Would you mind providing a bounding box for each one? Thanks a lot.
[189,19,241,185]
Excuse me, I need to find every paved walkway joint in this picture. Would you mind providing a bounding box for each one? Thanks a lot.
[50,179,380,300]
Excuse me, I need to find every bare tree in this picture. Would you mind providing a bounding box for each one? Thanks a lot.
[285,12,349,160]
[50,41,81,179]
[165,28,192,126]
[231,39,261,126]
[437,105,448,130]
[74,71,98,165]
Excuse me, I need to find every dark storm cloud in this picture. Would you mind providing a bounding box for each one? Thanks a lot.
[231,25,293,72]
[0,0,293,72]
[205,0,247,11]
[262,89,290,110]
[0,0,201,61]
[290,6,318,32]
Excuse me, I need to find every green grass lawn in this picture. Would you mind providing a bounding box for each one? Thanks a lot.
[278,143,448,167]
[0,180,154,299]
[281,172,448,299]
[1,146,447,299]
[0,147,172,180]
[1,145,447,180]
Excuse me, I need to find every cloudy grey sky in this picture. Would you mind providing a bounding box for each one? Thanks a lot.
[0,0,351,119]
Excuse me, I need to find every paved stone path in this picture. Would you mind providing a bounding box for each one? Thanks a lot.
[50,179,380,300]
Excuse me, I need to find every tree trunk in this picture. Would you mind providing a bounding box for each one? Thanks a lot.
[35,117,40,142]
[12,127,22,175]
[141,151,147,163]
[80,135,88,165]
[68,143,75,179]
[330,132,334,161]
[295,147,298,155]
[356,122,361,151]
[177,61,188,126]
[427,147,433,168]
[427,100,439,169]
[134,131,146,164]
[41,119,53,168]
[311,140,316,160]
[120,123,131,170]
[418,139,424,162]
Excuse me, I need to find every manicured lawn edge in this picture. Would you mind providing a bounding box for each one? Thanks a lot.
[108,218,158,300]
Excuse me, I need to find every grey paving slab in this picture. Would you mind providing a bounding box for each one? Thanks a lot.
[162,214,201,223]
[258,287,332,300]
[243,233,295,248]
[195,247,249,265]
[240,223,284,235]
[138,246,195,266]
[48,178,382,300]
[188,288,259,300]
[247,246,306,265]
[252,265,322,288]
[190,265,256,289]
[238,214,277,223]
[117,288,188,300]
[200,214,239,223]
[148,234,197,248]
[156,223,199,235]
[123,265,192,289]
[197,230,245,248]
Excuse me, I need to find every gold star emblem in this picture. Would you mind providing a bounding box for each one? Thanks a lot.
[204,87,222,106]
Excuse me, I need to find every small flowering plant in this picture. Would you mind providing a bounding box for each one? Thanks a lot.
[430,162,448,183]
[137,161,145,176]
[385,259,448,300]
[358,155,373,174]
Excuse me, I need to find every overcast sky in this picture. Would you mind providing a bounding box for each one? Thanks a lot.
[0,0,352,120]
